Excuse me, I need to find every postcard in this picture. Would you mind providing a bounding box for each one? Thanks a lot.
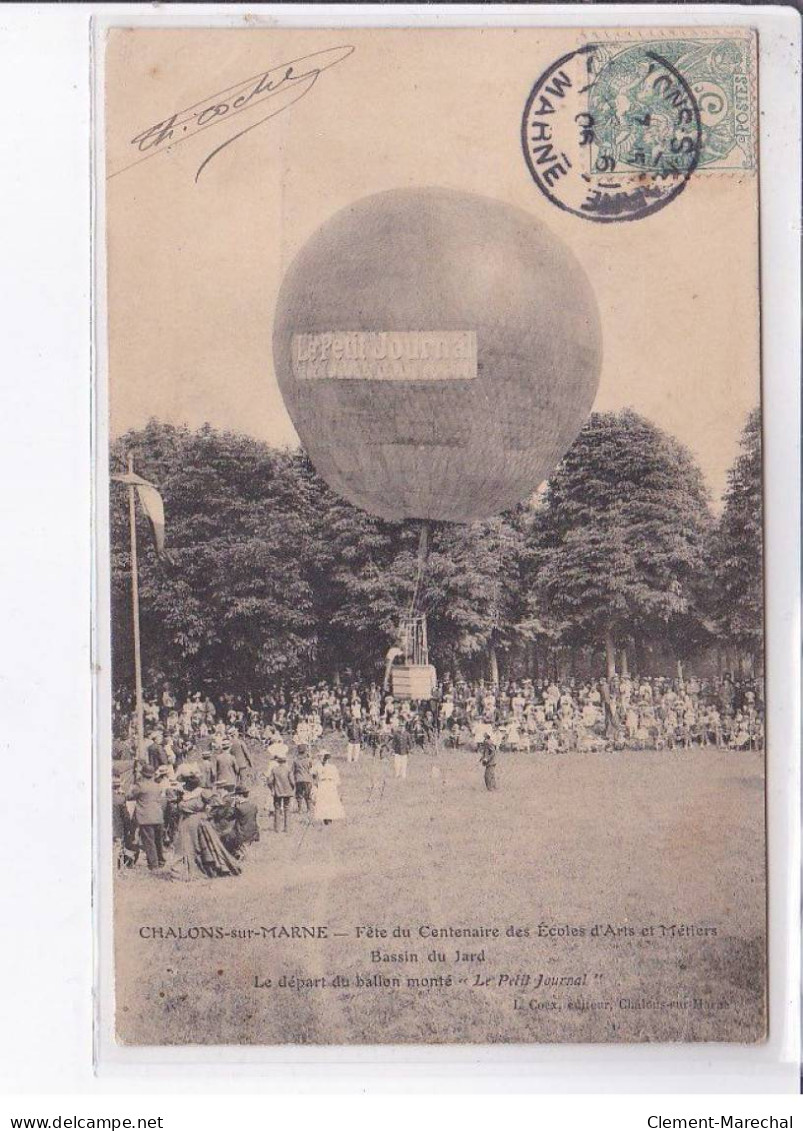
[102,24,764,1045]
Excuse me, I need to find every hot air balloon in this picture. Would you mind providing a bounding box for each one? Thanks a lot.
[273,188,602,698]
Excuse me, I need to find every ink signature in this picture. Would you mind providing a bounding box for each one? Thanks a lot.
[109,45,355,182]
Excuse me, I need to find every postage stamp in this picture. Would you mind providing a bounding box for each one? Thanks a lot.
[587,36,756,174]
[522,33,756,223]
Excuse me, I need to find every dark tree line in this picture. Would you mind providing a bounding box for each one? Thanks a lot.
[110,409,763,698]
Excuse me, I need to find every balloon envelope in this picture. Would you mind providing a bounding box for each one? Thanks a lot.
[273,188,602,522]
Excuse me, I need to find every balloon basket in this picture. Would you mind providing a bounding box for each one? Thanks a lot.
[391,664,437,702]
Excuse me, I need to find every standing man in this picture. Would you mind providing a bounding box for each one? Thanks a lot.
[215,738,238,792]
[146,730,168,771]
[346,714,362,763]
[126,764,166,870]
[392,719,411,780]
[479,732,500,792]
[292,743,315,814]
[160,684,174,728]
[267,751,295,833]
[197,747,216,789]
[228,727,252,784]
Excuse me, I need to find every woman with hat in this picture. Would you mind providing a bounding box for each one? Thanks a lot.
[170,772,241,880]
[314,752,345,826]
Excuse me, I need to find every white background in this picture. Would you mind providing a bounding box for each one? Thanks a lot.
[0,2,799,1117]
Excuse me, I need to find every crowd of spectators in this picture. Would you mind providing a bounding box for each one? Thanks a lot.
[112,671,763,877]
[114,671,764,760]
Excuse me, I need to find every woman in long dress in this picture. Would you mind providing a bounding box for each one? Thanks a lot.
[170,774,242,880]
[314,752,345,825]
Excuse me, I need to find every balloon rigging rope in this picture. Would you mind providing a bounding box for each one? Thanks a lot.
[409,521,430,618]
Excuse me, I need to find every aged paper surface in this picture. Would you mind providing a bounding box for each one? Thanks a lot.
[104,25,764,1045]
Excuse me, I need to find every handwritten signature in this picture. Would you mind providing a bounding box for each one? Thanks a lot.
[109,45,355,182]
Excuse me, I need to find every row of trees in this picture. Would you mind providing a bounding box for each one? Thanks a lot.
[109,408,763,697]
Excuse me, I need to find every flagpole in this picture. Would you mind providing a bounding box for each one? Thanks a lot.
[127,452,146,765]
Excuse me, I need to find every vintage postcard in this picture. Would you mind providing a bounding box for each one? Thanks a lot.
[102,23,765,1046]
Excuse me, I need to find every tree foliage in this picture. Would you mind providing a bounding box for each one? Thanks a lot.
[111,423,318,696]
[110,423,530,692]
[529,410,714,670]
[110,409,759,696]
[708,408,763,658]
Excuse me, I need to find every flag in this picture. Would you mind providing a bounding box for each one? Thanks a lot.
[111,471,166,554]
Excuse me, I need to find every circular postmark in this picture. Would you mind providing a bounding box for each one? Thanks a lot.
[522,44,703,223]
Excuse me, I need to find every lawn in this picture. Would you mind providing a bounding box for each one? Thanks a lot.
[114,738,766,1045]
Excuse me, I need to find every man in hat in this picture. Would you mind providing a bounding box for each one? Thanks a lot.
[479,730,500,792]
[126,764,166,870]
[155,766,182,848]
[215,738,238,792]
[267,750,295,833]
[195,747,216,789]
[292,743,315,814]
[146,730,168,771]
[265,736,288,819]
[228,726,252,783]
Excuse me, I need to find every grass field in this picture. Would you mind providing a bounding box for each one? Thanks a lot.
[114,737,766,1045]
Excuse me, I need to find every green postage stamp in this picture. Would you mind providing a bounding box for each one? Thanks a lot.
[586,34,757,176]
[522,30,757,221]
